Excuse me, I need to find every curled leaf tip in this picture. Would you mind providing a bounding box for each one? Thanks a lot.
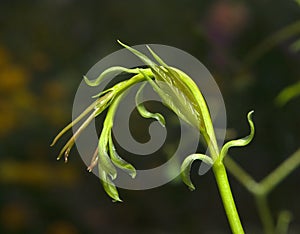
[181,154,214,191]
[112,198,123,202]
[248,110,254,119]
[84,75,98,86]
[107,126,137,179]
[83,75,90,83]
[100,170,122,202]
[117,40,126,47]
[135,82,166,127]
[219,110,255,161]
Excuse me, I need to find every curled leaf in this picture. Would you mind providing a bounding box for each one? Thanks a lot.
[98,149,117,180]
[98,116,117,180]
[135,82,165,126]
[108,133,136,178]
[97,91,126,182]
[84,66,139,87]
[99,168,122,202]
[219,111,255,161]
[181,154,214,191]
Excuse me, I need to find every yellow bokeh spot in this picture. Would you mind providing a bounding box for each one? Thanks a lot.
[0,65,30,92]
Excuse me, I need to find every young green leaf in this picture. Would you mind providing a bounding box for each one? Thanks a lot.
[146,46,211,133]
[98,115,117,179]
[138,66,200,129]
[84,66,139,87]
[117,40,158,70]
[181,153,214,190]
[98,148,117,180]
[219,111,255,161]
[135,82,166,126]
[119,42,218,156]
[97,94,124,180]
[108,133,136,178]
[99,168,122,202]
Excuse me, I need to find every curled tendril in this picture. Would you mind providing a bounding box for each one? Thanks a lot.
[219,111,255,162]
[179,111,255,192]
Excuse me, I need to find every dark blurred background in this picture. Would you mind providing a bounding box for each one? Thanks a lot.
[0,0,300,233]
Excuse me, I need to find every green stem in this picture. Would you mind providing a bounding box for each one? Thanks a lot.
[224,149,300,234]
[255,195,275,234]
[260,148,300,194]
[212,161,245,234]
[206,134,244,233]
[225,157,275,234]
[224,157,258,194]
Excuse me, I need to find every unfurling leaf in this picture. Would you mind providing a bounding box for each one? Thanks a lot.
[118,41,218,156]
[219,111,255,161]
[109,133,136,178]
[181,154,214,191]
[99,168,122,202]
[120,42,202,130]
[98,149,117,180]
[97,97,120,180]
[145,46,213,134]
[84,66,139,87]
[135,82,165,126]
